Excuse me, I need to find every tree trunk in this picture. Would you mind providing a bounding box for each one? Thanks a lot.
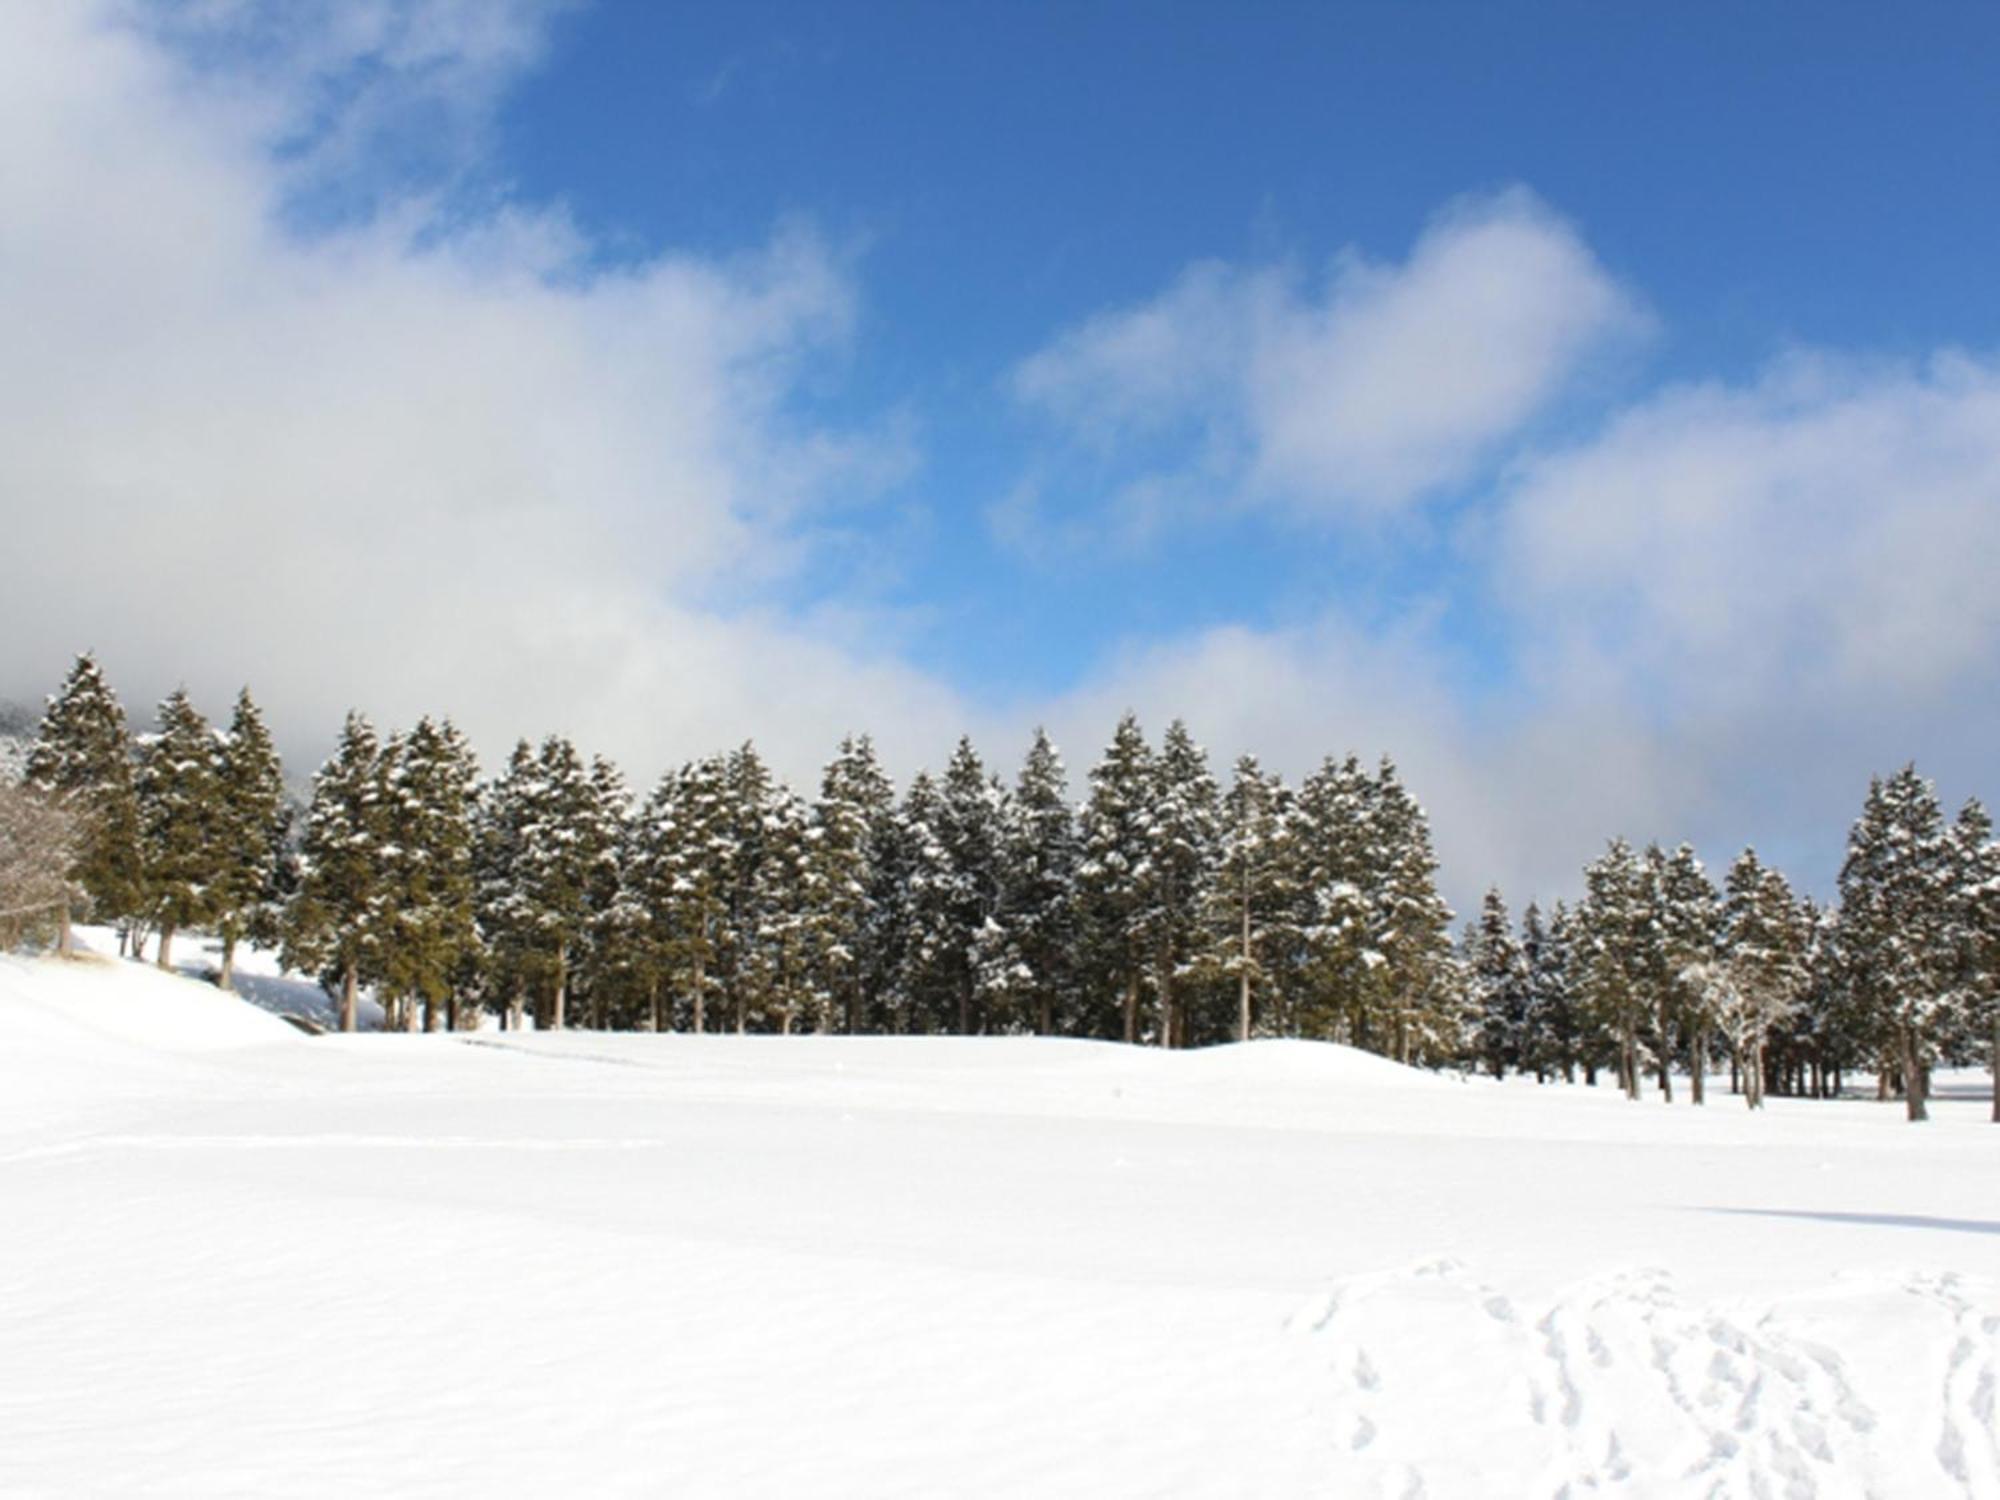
[649,976,662,1035]
[423,993,437,1032]
[551,942,567,1032]
[58,893,73,960]
[958,979,971,1037]
[693,956,706,1034]
[156,921,176,972]
[1991,1016,1999,1124]
[1691,1029,1707,1106]
[1037,994,1052,1037]
[1123,973,1139,1045]
[1903,1026,1928,1122]
[339,962,358,1034]
[1619,1015,1638,1100]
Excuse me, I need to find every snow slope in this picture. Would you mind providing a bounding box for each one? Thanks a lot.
[1,951,1995,1498]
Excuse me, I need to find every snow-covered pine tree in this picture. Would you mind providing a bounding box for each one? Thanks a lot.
[1655,842,1720,1103]
[284,713,387,1032]
[1146,721,1219,1047]
[376,718,481,1032]
[858,767,916,1033]
[936,737,1006,1034]
[22,653,144,956]
[1577,837,1651,1100]
[666,754,736,1032]
[474,741,537,1030]
[136,689,226,971]
[1468,888,1527,1079]
[521,737,608,1032]
[1076,713,1157,1043]
[1287,754,1377,1047]
[1944,800,2000,1122]
[811,736,892,1033]
[575,755,633,1030]
[1366,759,1459,1065]
[747,785,815,1033]
[1710,848,1811,1110]
[1201,754,1290,1042]
[1519,900,1579,1082]
[896,768,957,1034]
[1838,765,1957,1121]
[974,728,1078,1036]
[719,743,777,1033]
[210,689,286,992]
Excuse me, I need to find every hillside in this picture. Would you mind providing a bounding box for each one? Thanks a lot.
[1,949,1995,1497]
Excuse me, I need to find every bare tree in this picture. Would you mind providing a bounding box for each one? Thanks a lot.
[0,783,79,953]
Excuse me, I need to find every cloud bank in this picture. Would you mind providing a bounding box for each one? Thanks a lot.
[0,1,964,788]
[4,4,1996,912]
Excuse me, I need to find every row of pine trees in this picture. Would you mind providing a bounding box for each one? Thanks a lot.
[1461,786,2000,1122]
[14,654,1999,1119]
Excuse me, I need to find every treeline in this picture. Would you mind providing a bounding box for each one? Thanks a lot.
[8,653,1997,1121]
[1461,784,2000,1122]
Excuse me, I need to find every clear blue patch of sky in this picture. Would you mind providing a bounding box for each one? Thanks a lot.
[490,0,2000,701]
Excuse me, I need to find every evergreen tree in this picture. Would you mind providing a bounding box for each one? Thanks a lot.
[896,769,957,1033]
[377,718,480,1031]
[211,689,286,991]
[136,689,225,971]
[1708,848,1811,1110]
[1655,842,1720,1103]
[1520,900,1579,1082]
[284,713,387,1032]
[1577,837,1651,1100]
[576,755,634,1030]
[1945,800,2000,1123]
[1075,713,1157,1042]
[1201,755,1290,1042]
[1368,759,1459,1065]
[22,653,144,956]
[525,737,611,1032]
[1838,765,1957,1121]
[935,737,1006,1034]
[474,741,538,1030]
[715,743,778,1033]
[662,755,735,1032]
[1144,721,1219,1047]
[1468,888,1527,1079]
[810,736,891,1033]
[976,729,1079,1036]
[746,785,815,1033]
[1288,755,1376,1047]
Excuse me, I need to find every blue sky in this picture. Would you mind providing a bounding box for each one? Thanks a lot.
[3,1,1998,903]
[492,0,2000,698]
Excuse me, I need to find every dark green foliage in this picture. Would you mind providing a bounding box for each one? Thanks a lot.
[137,689,226,967]
[24,653,145,933]
[283,713,387,1031]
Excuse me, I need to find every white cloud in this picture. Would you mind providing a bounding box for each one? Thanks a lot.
[1045,349,2000,909]
[1010,189,1646,528]
[0,2,964,787]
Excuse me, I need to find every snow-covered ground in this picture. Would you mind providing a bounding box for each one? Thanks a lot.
[2,943,1995,1498]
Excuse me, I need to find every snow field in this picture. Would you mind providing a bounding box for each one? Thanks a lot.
[1,947,1996,1497]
